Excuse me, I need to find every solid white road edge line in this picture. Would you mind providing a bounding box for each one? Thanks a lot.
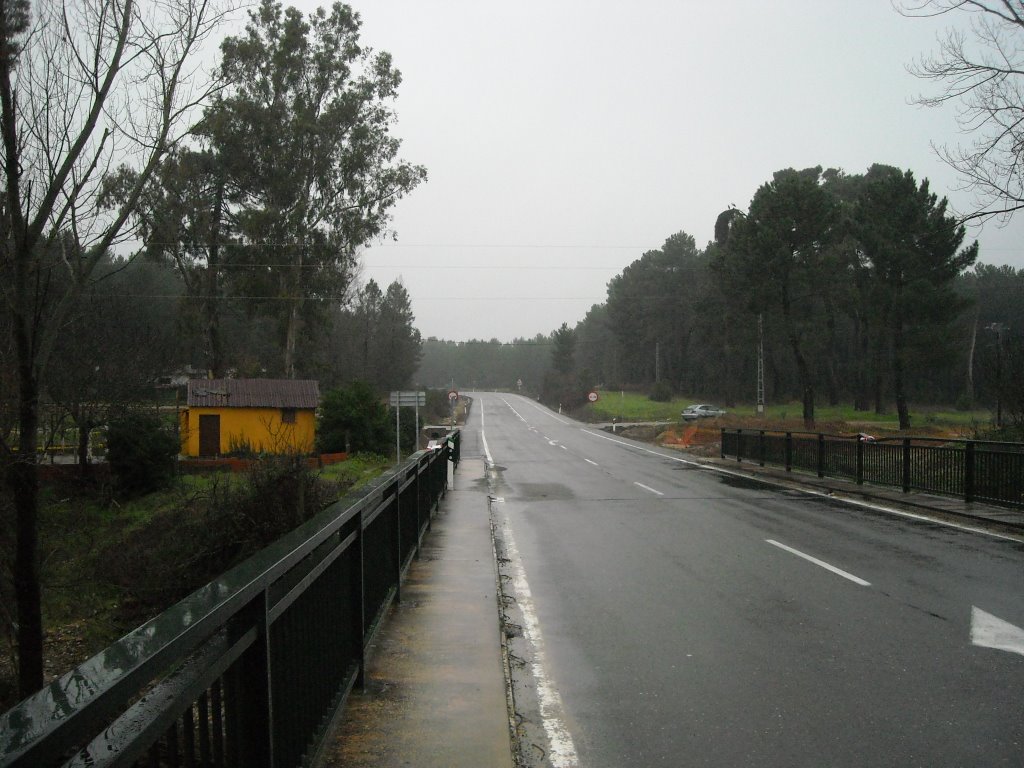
[500,397,527,423]
[971,606,1024,657]
[520,396,571,424]
[482,398,580,767]
[500,517,581,768]
[580,429,1021,543]
[634,482,664,496]
[480,400,494,465]
[585,459,599,466]
[766,539,872,587]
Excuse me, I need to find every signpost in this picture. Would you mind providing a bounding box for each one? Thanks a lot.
[448,390,459,427]
[389,391,426,407]
[389,391,427,463]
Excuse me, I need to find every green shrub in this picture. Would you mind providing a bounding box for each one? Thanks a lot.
[318,382,392,455]
[106,412,179,497]
[98,458,333,612]
[648,380,674,402]
[225,435,258,458]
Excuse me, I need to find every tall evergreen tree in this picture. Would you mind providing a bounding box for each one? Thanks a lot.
[854,165,978,429]
[209,0,426,377]
[117,147,232,377]
[606,232,707,388]
[376,281,422,392]
[541,323,584,409]
[719,167,838,427]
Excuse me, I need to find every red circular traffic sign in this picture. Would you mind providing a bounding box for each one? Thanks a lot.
[588,391,599,402]
[448,390,459,401]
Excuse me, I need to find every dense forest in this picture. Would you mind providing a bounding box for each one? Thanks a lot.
[418,165,1024,430]
[0,0,428,695]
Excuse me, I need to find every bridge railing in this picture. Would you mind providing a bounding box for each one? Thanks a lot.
[0,431,460,768]
[721,428,1024,508]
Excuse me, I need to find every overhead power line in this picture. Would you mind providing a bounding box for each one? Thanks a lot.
[112,294,615,302]
[139,240,652,250]
[149,262,626,271]
[369,243,650,249]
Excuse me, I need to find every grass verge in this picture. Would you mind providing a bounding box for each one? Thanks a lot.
[580,391,993,433]
[0,453,391,712]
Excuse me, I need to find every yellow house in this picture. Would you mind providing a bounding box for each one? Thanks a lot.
[180,378,320,457]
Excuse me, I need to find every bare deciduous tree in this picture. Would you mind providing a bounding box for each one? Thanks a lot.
[0,0,236,697]
[900,0,1024,220]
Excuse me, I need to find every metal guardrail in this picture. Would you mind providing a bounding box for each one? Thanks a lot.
[0,430,461,768]
[721,428,1024,509]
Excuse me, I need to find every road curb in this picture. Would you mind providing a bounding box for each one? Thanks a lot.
[693,454,1024,542]
[489,494,524,767]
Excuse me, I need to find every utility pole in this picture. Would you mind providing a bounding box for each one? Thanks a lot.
[655,341,660,382]
[988,322,1009,427]
[757,313,765,415]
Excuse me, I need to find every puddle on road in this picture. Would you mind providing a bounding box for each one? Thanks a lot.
[511,482,575,501]
[716,473,775,492]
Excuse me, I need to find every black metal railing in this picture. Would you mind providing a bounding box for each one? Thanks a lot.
[0,431,460,768]
[721,428,1024,508]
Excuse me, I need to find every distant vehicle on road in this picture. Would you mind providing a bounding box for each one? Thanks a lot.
[681,404,726,420]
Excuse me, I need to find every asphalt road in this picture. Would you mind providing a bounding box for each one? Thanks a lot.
[468,393,1024,768]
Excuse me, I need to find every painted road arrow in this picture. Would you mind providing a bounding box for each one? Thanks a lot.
[971,606,1024,657]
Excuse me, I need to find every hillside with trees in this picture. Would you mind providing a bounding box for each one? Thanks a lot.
[418,163,1021,433]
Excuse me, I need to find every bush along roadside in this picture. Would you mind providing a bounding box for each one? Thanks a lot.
[0,453,390,710]
[97,456,358,617]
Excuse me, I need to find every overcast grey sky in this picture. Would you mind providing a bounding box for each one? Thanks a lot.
[288,0,1024,342]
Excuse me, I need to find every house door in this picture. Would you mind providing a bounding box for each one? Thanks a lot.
[198,415,220,456]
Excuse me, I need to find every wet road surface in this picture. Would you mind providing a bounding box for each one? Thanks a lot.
[473,393,1024,767]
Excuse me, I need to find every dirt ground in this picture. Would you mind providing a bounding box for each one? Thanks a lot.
[623,417,972,460]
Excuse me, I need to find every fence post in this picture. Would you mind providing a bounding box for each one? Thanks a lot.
[785,432,792,472]
[736,429,743,463]
[817,433,825,478]
[426,455,435,533]
[964,442,975,504]
[392,480,402,604]
[856,436,864,485]
[720,428,725,459]
[902,438,912,493]
[414,457,422,558]
[356,507,367,690]
[233,593,275,768]
[758,430,765,467]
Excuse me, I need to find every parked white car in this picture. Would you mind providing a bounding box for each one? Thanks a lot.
[681,404,726,420]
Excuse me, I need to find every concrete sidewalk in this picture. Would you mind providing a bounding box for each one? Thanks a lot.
[317,457,513,768]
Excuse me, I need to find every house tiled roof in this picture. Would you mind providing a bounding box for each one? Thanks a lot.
[186,378,320,409]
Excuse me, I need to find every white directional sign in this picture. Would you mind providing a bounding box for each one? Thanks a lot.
[389,391,426,407]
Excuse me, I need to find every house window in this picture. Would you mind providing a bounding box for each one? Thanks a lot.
[282,408,297,424]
